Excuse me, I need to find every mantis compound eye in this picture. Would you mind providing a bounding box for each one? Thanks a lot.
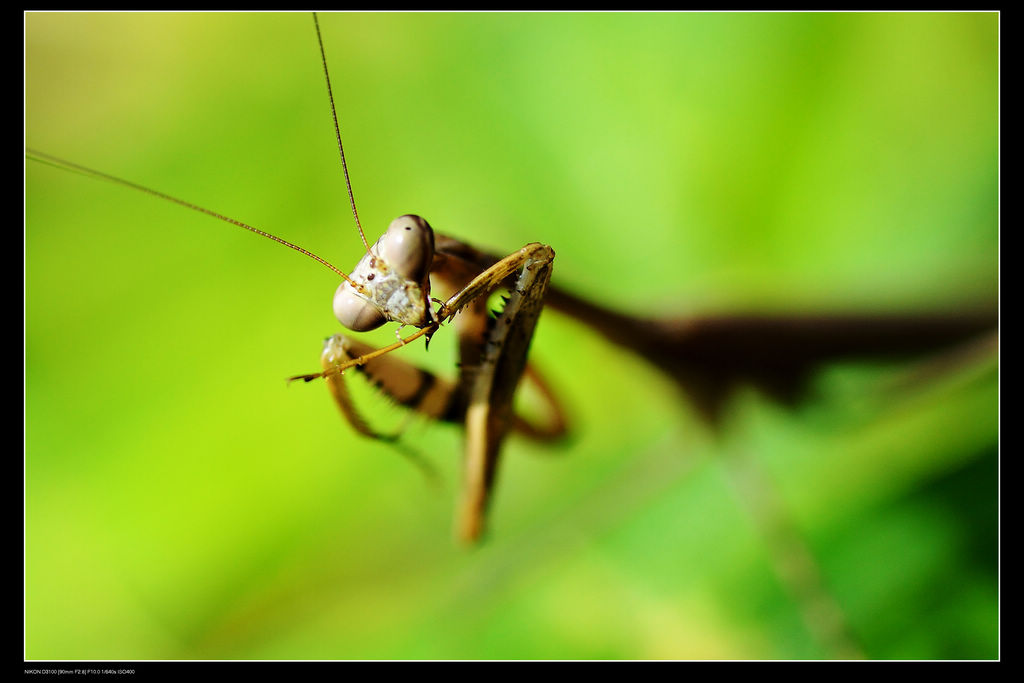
[379,214,435,285]
[333,281,388,331]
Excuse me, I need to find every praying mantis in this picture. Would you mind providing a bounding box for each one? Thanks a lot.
[26,13,998,658]
[27,11,996,539]
[28,13,564,545]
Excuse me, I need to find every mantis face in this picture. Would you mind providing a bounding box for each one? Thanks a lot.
[333,215,438,331]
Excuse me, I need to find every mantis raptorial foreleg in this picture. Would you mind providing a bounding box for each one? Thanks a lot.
[456,244,554,542]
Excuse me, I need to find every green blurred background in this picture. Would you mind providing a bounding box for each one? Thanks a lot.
[25,12,997,659]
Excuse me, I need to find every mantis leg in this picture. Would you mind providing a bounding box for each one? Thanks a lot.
[320,334,458,440]
[322,334,568,443]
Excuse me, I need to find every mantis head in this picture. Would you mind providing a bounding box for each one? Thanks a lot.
[333,214,438,331]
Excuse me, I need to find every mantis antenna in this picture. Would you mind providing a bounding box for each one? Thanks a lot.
[26,13,376,291]
[313,12,372,257]
[25,148,364,291]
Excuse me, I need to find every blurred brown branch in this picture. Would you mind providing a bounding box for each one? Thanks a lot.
[438,232,997,423]
[547,286,997,423]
